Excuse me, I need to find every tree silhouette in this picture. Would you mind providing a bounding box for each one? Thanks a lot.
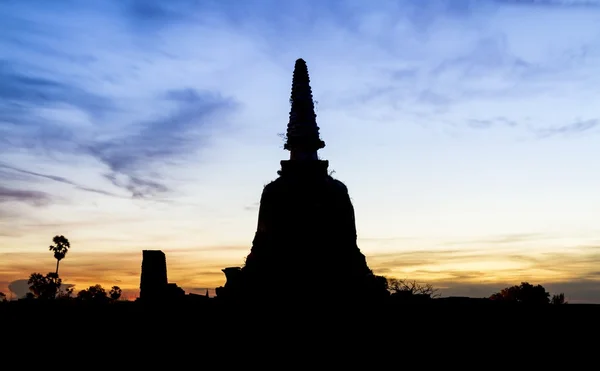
[28,272,61,299]
[49,235,70,276]
[386,278,440,298]
[77,284,108,302]
[58,287,74,299]
[551,293,568,305]
[489,282,550,304]
[109,286,122,301]
[0,292,6,302]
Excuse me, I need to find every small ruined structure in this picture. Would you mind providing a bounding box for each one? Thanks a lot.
[140,250,185,301]
[217,59,386,302]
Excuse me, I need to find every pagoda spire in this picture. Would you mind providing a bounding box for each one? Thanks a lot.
[284,59,326,161]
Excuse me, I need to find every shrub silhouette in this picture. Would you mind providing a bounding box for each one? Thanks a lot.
[78,284,108,303]
[490,282,550,304]
[551,293,568,305]
[386,278,440,299]
[58,287,74,299]
[109,286,122,301]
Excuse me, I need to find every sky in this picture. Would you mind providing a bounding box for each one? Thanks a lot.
[1,0,600,302]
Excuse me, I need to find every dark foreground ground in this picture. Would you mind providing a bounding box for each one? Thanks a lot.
[3,297,598,363]
[4,296,599,327]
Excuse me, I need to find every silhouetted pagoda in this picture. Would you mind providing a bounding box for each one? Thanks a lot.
[216,59,386,303]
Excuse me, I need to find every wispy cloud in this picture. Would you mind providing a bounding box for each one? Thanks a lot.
[0,1,242,201]
[368,244,600,280]
[497,0,600,7]
[0,60,113,118]
[0,60,116,153]
[443,233,550,246]
[0,163,123,198]
[467,117,519,129]
[534,119,600,138]
[367,244,600,302]
[0,186,52,206]
[84,89,238,198]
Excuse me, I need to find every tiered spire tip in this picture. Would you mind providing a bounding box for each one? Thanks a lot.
[284,58,325,158]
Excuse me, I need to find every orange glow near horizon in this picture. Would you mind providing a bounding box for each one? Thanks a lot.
[2,237,599,302]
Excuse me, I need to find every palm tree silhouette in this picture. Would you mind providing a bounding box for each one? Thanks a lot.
[49,235,70,276]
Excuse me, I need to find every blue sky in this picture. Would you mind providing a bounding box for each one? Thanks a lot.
[1,0,600,301]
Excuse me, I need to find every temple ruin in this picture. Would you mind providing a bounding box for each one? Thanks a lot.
[216,59,386,302]
[140,250,184,301]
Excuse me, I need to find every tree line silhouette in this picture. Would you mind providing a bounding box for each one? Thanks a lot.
[0,234,570,306]
[0,235,124,303]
